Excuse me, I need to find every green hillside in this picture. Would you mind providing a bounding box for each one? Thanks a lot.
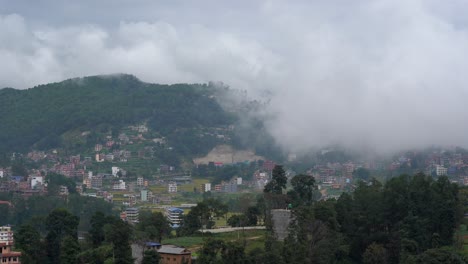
[0,74,235,159]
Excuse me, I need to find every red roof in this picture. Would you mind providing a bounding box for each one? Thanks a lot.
[2,252,22,257]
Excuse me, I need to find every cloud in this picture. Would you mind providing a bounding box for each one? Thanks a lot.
[1,0,468,152]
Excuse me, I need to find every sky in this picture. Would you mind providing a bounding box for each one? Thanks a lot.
[1,0,468,153]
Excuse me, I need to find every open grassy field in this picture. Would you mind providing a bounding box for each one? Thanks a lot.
[162,229,266,253]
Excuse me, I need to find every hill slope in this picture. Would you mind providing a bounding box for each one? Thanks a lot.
[0,74,235,158]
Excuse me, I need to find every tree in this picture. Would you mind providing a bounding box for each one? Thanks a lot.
[363,243,387,264]
[264,165,287,194]
[89,211,108,247]
[197,238,225,264]
[289,174,316,206]
[60,235,80,264]
[137,211,171,242]
[221,242,246,264]
[45,208,79,264]
[105,219,133,264]
[14,224,46,264]
[142,250,160,264]
[179,199,228,235]
[353,168,370,181]
[227,214,247,227]
[245,206,260,226]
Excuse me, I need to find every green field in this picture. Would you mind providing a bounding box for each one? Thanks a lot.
[162,229,266,253]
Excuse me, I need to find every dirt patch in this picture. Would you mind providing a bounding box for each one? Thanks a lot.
[193,145,264,165]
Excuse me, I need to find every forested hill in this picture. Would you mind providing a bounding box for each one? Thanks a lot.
[0,74,235,156]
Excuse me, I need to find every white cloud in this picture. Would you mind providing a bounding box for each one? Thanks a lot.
[1,0,468,152]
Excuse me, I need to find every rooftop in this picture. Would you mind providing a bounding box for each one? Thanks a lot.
[158,245,190,255]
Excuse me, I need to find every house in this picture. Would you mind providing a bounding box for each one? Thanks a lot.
[30,176,43,189]
[137,177,144,187]
[141,190,148,202]
[111,167,121,177]
[125,207,139,223]
[436,165,448,176]
[201,183,211,192]
[0,226,13,244]
[113,180,126,190]
[0,242,21,264]
[168,182,177,193]
[165,207,184,227]
[158,245,191,264]
[0,226,21,264]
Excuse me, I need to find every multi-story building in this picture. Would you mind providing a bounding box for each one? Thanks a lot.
[436,165,448,176]
[201,183,211,192]
[0,226,21,264]
[223,183,237,193]
[113,180,126,190]
[168,183,177,193]
[141,190,148,202]
[137,177,144,187]
[125,207,139,224]
[0,226,13,244]
[91,175,103,189]
[165,207,184,227]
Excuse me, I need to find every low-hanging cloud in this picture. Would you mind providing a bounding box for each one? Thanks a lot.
[1,0,468,153]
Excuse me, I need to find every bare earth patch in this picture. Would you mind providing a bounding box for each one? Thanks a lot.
[193,144,265,165]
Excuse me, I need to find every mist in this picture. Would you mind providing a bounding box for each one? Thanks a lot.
[1,0,468,153]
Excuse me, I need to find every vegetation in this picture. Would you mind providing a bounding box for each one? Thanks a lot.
[0,74,234,162]
[181,172,466,263]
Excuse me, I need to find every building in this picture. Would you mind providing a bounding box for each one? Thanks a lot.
[223,183,237,193]
[271,209,292,241]
[236,177,242,185]
[90,175,103,189]
[263,160,276,171]
[168,182,177,193]
[94,144,103,152]
[0,226,21,264]
[0,226,13,244]
[0,242,21,264]
[141,190,148,202]
[201,183,211,192]
[59,185,69,196]
[165,207,184,227]
[30,176,43,189]
[436,165,448,176]
[137,177,144,187]
[113,180,126,190]
[158,245,191,264]
[111,167,121,177]
[125,207,139,223]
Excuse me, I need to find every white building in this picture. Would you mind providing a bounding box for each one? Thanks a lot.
[0,226,13,244]
[436,165,448,176]
[111,167,121,177]
[236,177,242,185]
[168,182,177,193]
[0,170,4,178]
[165,207,184,226]
[30,176,43,189]
[113,180,126,190]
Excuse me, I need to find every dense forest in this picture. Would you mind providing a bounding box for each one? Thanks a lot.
[0,74,234,158]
